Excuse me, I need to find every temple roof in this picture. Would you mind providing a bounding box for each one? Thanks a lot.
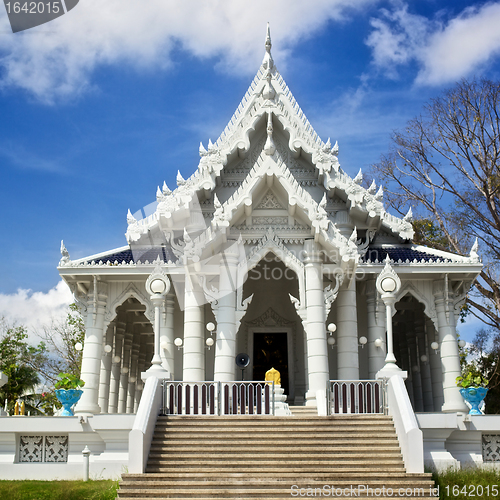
[58,26,481,276]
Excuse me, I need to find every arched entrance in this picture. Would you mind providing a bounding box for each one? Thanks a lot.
[238,255,302,402]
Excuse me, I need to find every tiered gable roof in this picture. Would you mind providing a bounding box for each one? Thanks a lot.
[59,25,481,275]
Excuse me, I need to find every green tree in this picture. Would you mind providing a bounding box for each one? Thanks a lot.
[0,320,47,414]
[0,304,86,415]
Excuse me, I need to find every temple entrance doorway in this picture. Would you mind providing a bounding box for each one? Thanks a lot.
[252,331,289,396]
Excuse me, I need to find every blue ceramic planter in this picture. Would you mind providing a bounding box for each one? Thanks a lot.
[55,389,83,416]
[460,387,488,415]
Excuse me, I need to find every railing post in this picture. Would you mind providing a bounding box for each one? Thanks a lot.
[272,381,275,415]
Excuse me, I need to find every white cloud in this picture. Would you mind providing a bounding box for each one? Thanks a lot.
[0,0,376,102]
[366,3,431,78]
[417,3,500,85]
[0,281,73,335]
[367,1,500,85]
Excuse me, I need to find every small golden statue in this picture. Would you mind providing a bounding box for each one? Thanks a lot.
[265,367,281,386]
[14,400,26,416]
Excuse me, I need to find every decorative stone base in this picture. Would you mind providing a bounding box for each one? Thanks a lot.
[274,384,291,416]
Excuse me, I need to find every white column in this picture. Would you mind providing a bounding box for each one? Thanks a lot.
[434,281,468,413]
[183,275,205,380]
[427,318,444,411]
[160,294,175,375]
[214,248,238,381]
[304,241,329,406]
[75,280,108,415]
[417,323,434,412]
[108,320,124,413]
[98,324,114,413]
[118,331,132,414]
[336,278,359,380]
[134,348,147,412]
[407,332,424,412]
[126,333,140,413]
[366,281,386,378]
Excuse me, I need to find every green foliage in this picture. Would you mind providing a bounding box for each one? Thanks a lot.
[457,328,500,412]
[0,321,48,414]
[456,371,487,389]
[0,303,86,414]
[54,372,85,390]
[0,480,118,500]
[431,468,500,500]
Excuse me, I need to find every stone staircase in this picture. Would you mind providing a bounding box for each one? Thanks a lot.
[116,414,435,499]
[289,405,319,417]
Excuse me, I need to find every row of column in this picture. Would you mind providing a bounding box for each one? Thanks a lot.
[74,259,467,414]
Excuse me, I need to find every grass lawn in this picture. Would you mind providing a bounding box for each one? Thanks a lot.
[432,468,500,499]
[0,480,118,500]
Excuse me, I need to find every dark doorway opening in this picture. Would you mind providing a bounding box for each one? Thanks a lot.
[253,332,289,395]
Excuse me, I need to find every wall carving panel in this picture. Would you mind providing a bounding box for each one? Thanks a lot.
[44,435,69,462]
[482,434,500,462]
[19,435,68,463]
[19,435,43,463]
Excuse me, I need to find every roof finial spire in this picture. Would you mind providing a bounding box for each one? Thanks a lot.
[265,23,272,53]
[262,23,274,70]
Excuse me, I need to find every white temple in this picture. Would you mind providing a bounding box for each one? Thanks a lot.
[1,26,498,481]
[57,25,480,416]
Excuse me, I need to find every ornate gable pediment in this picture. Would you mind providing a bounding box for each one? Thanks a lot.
[256,190,284,210]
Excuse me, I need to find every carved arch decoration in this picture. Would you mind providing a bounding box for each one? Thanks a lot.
[395,281,438,330]
[243,228,305,307]
[104,283,154,330]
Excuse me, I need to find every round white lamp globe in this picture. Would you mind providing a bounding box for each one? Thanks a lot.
[174,338,183,348]
[381,277,397,293]
[150,278,166,294]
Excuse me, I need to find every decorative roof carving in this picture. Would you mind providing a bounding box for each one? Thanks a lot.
[246,307,296,328]
[257,190,284,210]
[59,240,70,267]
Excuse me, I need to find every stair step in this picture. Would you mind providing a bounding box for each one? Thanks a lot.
[117,488,436,499]
[149,446,401,453]
[123,472,433,480]
[116,415,435,499]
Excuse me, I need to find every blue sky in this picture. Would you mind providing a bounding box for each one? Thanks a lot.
[0,0,498,337]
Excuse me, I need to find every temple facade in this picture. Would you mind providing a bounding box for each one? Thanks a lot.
[58,26,482,417]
